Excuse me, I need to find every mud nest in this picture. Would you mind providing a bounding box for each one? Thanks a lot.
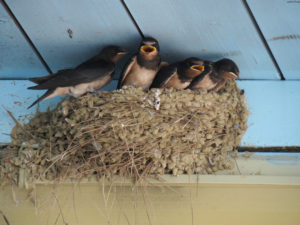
[0,80,248,185]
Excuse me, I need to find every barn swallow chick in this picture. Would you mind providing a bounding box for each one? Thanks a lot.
[150,57,205,89]
[188,58,239,92]
[27,45,126,108]
[118,37,161,91]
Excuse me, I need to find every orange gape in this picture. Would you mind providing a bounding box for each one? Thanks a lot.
[141,46,156,53]
[191,65,204,72]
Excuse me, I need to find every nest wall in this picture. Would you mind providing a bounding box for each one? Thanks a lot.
[0,80,248,185]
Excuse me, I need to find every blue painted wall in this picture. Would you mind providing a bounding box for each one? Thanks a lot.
[0,0,300,146]
[125,0,280,80]
[247,0,300,80]
[0,5,47,78]
[5,0,140,74]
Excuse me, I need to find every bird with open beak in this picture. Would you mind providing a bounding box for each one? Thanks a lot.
[150,57,206,89]
[118,37,161,91]
[187,58,239,92]
[27,45,127,108]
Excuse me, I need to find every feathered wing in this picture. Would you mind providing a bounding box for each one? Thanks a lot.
[186,62,213,89]
[150,63,177,88]
[28,60,114,90]
[186,73,207,89]
[75,54,102,69]
[29,75,54,85]
[28,69,69,84]
[117,56,136,89]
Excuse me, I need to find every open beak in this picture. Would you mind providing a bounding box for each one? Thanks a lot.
[140,45,157,54]
[190,65,205,72]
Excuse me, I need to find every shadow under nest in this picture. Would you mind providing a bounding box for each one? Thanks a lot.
[0,80,248,185]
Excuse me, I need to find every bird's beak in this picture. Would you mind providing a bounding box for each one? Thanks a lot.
[117,51,127,56]
[118,47,127,55]
[190,65,205,72]
[112,50,127,63]
[140,45,157,54]
[222,72,238,79]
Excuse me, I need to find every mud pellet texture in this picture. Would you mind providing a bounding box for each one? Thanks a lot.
[0,80,248,185]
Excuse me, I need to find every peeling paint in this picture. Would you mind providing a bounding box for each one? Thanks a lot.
[222,50,241,57]
[270,34,300,41]
[67,28,73,39]
[13,101,22,106]
[286,0,300,3]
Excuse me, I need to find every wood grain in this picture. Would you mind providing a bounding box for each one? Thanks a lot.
[247,0,300,79]
[124,0,280,79]
[0,5,47,78]
[5,0,141,79]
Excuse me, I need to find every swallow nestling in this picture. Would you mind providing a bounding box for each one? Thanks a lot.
[150,57,205,89]
[118,37,161,91]
[187,58,239,92]
[27,45,126,109]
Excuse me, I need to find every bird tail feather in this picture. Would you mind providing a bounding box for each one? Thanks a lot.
[27,89,54,109]
[27,85,46,90]
[28,76,50,85]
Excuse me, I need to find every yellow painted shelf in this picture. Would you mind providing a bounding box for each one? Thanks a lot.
[1,153,300,225]
[1,183,300,225]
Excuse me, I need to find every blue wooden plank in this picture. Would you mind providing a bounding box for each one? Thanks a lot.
[5,0,140,79]
[247,0,300,80]
[124,0,280,80]
[1,80,300,147]
[0,80,118,143]
[238,80,300,147]
[0,5,47,78]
